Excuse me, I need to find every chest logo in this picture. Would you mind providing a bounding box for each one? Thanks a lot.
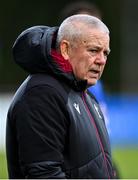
[94,103,102,119]
[73,103,81,114]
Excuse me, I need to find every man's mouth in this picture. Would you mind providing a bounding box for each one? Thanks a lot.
[90,69,100,74]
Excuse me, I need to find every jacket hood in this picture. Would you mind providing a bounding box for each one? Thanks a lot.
[12,25,87,91]
[13,26,58,73]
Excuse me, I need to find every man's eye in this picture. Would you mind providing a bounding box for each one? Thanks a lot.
[89,49,97,53]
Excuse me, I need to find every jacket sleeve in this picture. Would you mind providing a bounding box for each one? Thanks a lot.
[14,85,69,178]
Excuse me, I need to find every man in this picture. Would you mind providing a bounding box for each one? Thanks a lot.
[6,15,114,178]
[58,1,111,134]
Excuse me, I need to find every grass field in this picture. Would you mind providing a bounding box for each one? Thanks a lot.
[0,147,138,179]
[112,147,138,179]
[0,150,8,179]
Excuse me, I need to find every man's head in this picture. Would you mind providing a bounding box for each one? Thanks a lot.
[56,14,110,87]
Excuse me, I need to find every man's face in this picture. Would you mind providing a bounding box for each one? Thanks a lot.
[67,28,110,87]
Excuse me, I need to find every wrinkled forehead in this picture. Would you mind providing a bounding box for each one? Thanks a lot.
[82,25,109,37]
[80,28,110,46]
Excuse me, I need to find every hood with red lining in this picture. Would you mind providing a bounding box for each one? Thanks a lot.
[12,25,87,91]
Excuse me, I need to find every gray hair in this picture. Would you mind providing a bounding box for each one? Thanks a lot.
[56,14,109,49]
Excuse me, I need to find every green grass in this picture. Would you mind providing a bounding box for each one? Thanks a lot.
[0,150,8,179]
[112,147,138,179]
[0,148,138,179]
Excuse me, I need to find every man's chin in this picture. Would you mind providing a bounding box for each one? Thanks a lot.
[87,79,98,87]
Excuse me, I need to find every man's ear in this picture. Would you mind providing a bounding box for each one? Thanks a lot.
[60,40,70,60]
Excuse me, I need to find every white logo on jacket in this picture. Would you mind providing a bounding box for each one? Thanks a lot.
[73,103,81,114]
[94,103,102,119]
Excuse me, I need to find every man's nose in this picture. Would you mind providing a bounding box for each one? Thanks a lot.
[96,52,107,65]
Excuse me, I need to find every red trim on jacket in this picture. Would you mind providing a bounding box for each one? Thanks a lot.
[51,49,73,73]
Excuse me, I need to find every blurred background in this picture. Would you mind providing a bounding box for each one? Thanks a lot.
[0,0,138,178]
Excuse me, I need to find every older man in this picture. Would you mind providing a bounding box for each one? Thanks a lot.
[6,15,114,179]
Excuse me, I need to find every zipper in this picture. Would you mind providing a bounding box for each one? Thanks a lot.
[82,92,110,179]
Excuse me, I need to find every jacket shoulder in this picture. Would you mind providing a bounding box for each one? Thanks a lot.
[8,74,69,115]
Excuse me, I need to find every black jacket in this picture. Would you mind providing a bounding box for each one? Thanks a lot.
[6,26,115,179]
